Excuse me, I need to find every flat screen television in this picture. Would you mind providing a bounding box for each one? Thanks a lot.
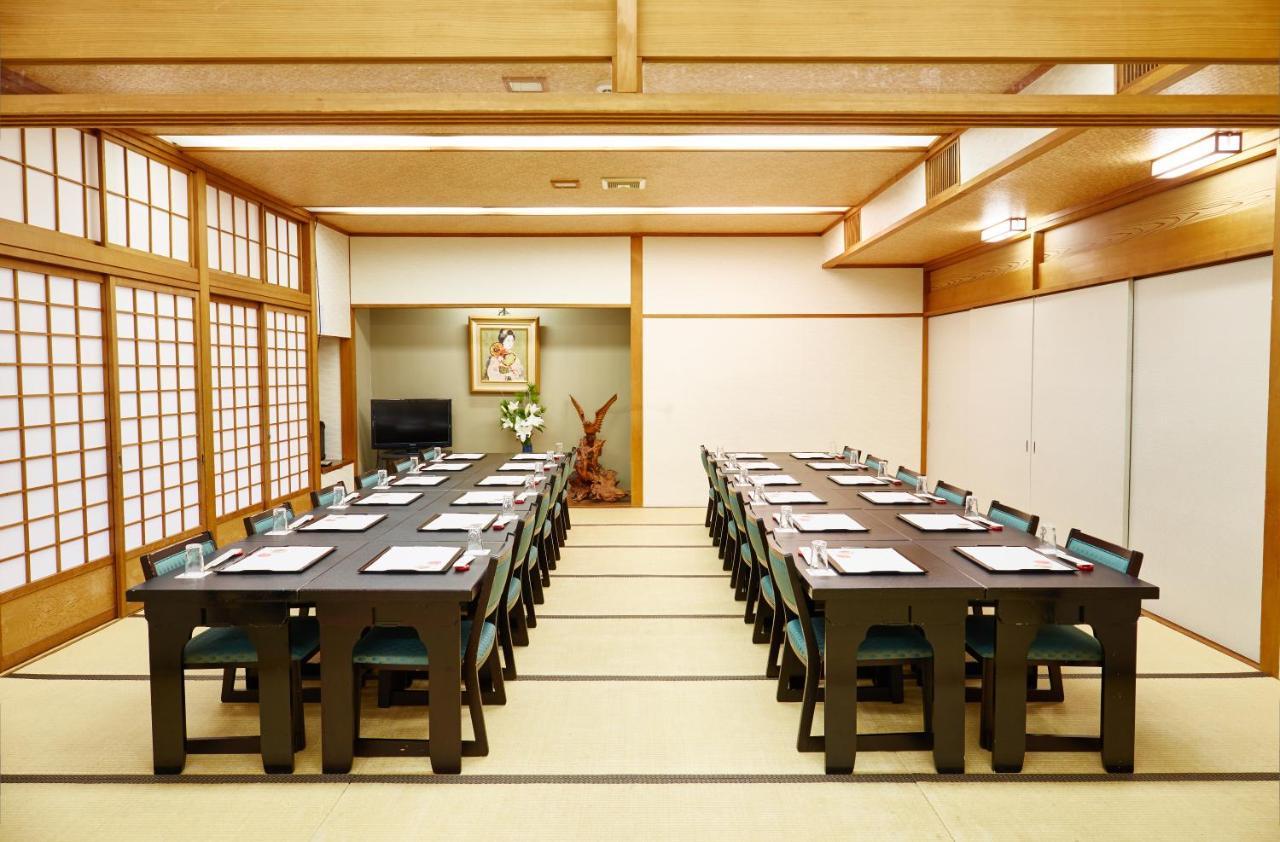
[370,399,452,450]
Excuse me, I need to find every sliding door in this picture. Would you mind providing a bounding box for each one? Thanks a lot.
[925,310,972,487]
[1129,258,1271,660]
[1030,282,1132,543]
[965,300,1034,511]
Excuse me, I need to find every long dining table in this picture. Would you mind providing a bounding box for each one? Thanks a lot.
[128,452,552,775]
[712,451,1159,774]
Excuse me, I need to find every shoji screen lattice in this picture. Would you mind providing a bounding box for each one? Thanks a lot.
[210,300,263,517]
[0,265,110,591]
[206,186,261,280]
[264,211,301,290]
[265,309,309,500]
[102,140,190,262]
[0,128,102,241]
[114,284,201,552]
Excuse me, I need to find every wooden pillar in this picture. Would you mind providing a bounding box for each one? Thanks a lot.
[1261,159,1280,675]
[613,0,639,93]
[629,236,644,506]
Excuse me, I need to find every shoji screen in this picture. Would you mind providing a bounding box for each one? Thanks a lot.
[1130,258,1271,660]
[264,212,301,290]
[114,284,201,552]
[0,264,111,591]
[210,300,263,517]
[925,310,973,491]
[0,128,101,240]
[265,308,310,501]
[102,139,190,262]
[205,186,261,279]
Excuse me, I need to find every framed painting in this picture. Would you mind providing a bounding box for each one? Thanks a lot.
[469,316,540,393]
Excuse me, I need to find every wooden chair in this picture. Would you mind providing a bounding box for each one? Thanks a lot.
[357,470,380,489]
[243,502,294,536]
[501,511,539,677]
[841,446,860,462]
[385,456,414,474]
[549,447,578,547]
[862,453,888,473]
[699,446,726,540]
[725,489,754,603]
[986,500,1040,534]
[138,533,319,751]
[741,509,784,677]
[311,484,344,509]
[350,539,516,758]
[420,447,441,462]
[769,540,935,752]
[966,530,1145,754]
[933,480,972,505]
[895,466,923,489]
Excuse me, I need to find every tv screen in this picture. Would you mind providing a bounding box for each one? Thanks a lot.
[370,399,452,450]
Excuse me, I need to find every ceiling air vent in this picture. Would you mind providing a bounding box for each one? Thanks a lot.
[601,177,646,191]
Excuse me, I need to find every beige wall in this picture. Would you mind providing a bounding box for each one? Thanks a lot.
[356,307,632,489]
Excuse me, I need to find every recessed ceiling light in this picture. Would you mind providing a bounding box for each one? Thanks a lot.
[1151,130,1243,179]
[305,206,847,216]
[980,217,1027,243]
[161,134,938,152]
[550,179,580,189]
[502,76,546,93]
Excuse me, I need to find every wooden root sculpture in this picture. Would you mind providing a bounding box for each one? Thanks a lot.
[568,393,630,503]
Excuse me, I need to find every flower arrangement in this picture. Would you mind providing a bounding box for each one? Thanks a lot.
[499,384,546,445]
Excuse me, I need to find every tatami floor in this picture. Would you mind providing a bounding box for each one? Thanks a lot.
[1,507,1277,840]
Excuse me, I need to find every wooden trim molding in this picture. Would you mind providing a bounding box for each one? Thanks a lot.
[613,0,640,94]
[629,236,644,507]
[1261,157,1280,676]
[643,312,923,319]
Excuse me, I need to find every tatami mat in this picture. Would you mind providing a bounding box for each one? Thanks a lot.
[1,506,1277,841]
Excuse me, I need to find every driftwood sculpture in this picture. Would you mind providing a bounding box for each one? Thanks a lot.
[568,393,630,503]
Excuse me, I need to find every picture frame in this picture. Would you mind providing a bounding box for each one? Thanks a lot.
[469,316,539,394]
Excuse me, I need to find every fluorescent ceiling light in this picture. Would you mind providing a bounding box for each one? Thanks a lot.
[161,134,937,152]
[980,217,1027,243]
[1151,131,1243,179]
[305,206,846,216]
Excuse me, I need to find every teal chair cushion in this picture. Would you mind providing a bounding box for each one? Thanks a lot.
[759,574,776,608]
[987,507,1032,533]
[183,617,320,665]
[964,615,1103,662]
[784,618,932,664]
[1064,536,1131,574]
[352,620,497,667]
[506,576,522,609]
[935,486,966,505]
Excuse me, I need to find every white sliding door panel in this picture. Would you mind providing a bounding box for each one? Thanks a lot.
[1129,258,1271,660]
[1030,282,1131,543]
[925,311,972,491]
[966,300,1033,512]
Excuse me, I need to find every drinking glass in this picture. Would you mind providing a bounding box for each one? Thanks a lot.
[183,543,204,575]
[810,539,828,569]
[780,505,794,529]
[1037,524,1058,553]
[964,495,979,518]
[750,477,765,504]
[555,442,565,460]
[524,474,538,494]
[409,455,420,471]
[467,527,484,554]
[877,460,889,478]
[501,493,515,516]
[376,469,389,488]
[331,481,347,509]
[271,507,289,533]
[846,449,857,466]
[829,442,839,458]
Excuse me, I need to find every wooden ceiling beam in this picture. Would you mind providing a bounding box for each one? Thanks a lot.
[2,92,1276,129]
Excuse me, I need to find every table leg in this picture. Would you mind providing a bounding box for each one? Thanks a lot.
[823,606,872,774]
[417,605,463,774]
[990,603,1039,773]
[318,605,365,774]
[917,604,966,774]
[144,605,197,774]
[245,623,296,774]
[1090,607,1140,773]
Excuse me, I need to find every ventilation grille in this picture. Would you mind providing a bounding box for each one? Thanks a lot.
[1116,63,1159,92]
[602,177,646,191]
[926,141,960,200]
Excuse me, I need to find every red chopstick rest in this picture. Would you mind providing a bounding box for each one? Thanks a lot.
[454,560,472,572]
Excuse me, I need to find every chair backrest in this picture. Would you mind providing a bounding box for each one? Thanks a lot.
[387,456,413,474]
[532,484,553,533]
[1065,529,1143,575]
[726,487,749,534]
[243,501,294,536]
[781,550,821,659]
[896,466,923,489]
[463,536,515,664]
[421,447,441,462]
[513,506,538,571]
[311,484,342,509]
[934,480,971,506]
[764,535,801,615]
[986,500,1040,534]
[841,446,859,462]
[743,507,770,573]
[140,531,217,579]
[481,537,517,621]
[358,470,380,489]
[863,453,886,472]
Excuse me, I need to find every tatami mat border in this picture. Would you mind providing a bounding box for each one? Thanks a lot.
[553,574,724,579]
[4,671,1268,682]
[2,772,1276,786]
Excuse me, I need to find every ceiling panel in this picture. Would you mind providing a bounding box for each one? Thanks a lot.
[644,62,1041,94]
[834,127,1279,265]
[1162,63,1280,96]
[319,213,837,235]
[182,148,919,208]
